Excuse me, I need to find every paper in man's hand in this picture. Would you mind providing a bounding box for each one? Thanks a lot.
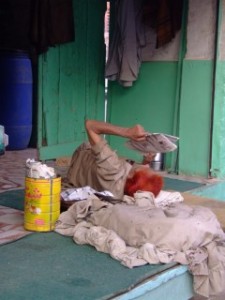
[125,133,179,154]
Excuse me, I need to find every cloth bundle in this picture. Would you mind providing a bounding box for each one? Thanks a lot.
[55,191,225,298]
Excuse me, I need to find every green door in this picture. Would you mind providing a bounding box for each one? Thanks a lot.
[38,0,106,160]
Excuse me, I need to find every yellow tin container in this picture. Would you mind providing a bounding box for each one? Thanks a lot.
[24,176,61,232]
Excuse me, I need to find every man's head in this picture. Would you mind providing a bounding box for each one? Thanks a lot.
[124,167,163,197]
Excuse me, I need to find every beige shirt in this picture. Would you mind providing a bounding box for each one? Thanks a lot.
[67,139,132,198]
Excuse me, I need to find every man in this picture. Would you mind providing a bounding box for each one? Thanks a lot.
[67,119,163,199]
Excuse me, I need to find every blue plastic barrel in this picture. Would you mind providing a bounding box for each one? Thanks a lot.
[0,50,33,150]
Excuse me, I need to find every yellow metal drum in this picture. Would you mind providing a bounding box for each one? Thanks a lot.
[24,176,61,232]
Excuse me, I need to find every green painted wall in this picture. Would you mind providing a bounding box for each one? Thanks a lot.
[108,60,214,177]
[108,62,178,163]
[178,61,214,177]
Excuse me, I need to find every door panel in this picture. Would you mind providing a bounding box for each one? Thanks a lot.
[38,0,106,160]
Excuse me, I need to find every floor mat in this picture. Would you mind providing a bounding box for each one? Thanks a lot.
[0,205,31,245]
[0,189,24,210]
[0,232,177,300]
[163,177,205,192]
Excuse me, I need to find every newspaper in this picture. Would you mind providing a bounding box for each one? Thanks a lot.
[61,186,114,201]
[125,133,179,154]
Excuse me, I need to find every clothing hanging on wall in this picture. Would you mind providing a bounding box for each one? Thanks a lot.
[143,0,183,48]
[105,0,183,87]
[0,0,75,57]
[105,0,144,87]
[30,0,75,55]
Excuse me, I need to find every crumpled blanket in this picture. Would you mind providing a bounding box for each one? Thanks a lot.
[55,191,225,298]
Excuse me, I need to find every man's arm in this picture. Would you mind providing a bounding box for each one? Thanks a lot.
[85,119,147,146]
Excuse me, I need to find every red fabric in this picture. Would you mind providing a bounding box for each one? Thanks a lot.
[124,169,164,197]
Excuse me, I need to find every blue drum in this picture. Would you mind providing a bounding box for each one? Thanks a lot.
[0,50,33,150]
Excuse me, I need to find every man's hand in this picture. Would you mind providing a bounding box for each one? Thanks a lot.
[142,152,156,165]
[127,124,147,141]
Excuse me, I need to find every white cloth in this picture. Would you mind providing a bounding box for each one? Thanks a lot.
[26,159,56,179]
[55,192,225,298]
[154,190,184,208]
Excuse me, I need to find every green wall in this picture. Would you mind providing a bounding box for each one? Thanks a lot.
[108,60,214,177]
[178,61,214,177]
[108,62,178,163]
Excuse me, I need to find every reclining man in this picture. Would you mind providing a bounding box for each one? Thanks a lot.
[66,119,163,199]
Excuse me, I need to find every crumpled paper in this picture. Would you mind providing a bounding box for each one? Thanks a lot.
[26,158,56,179]
[61,186,114,201]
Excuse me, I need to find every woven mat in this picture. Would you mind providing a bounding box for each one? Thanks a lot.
[0,205,31,245]
[182,193,225,231]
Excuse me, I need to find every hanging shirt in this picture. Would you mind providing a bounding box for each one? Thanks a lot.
[105,0,145,87]
[30,0,75,54]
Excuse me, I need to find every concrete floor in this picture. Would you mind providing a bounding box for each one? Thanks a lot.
[0,148,67,192]
[0,148,38,192]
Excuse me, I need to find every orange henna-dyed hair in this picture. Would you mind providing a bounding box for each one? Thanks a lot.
[124,169,164,197]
